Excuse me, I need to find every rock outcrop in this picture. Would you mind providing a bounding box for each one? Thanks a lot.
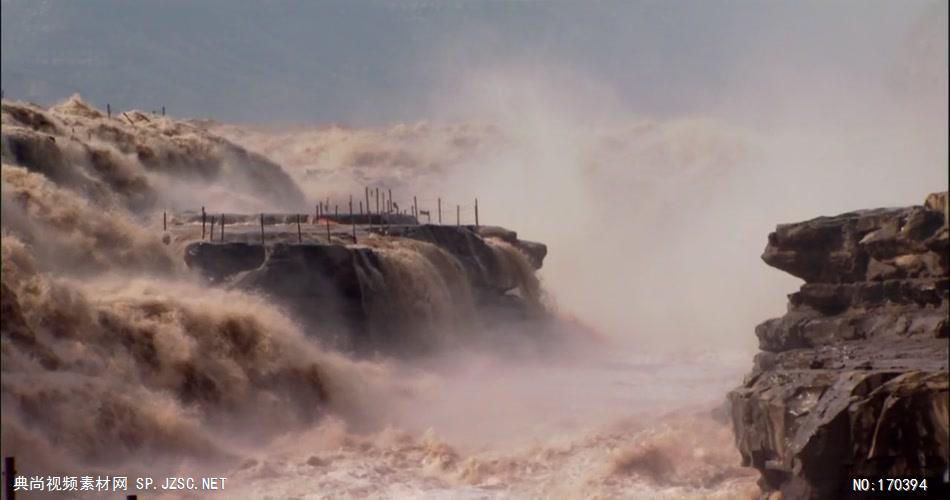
[378,224,547,291]
[184,242,267,284]
[729,192,949,499]
[184,224,547,353]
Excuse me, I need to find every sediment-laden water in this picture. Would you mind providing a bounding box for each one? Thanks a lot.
[1,97,759,499]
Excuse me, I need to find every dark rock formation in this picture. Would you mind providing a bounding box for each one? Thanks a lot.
[185,242,266,284]
[729,192,949,499]
[237,243,380,348]
[184,224,546,353]
[476,225,548,269]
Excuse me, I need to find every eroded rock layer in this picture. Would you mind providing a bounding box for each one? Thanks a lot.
[184,224,547,353]
[729,192,949,499]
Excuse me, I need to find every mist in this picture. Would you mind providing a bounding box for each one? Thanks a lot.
[412,0,947,352]
[206,0,949,353]
[2,1,947,498]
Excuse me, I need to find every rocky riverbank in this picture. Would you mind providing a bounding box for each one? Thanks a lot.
[729,192,949,499]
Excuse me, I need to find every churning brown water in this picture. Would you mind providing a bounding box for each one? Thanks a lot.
[5,4,947,496]
[2,223,757,499]
[14,74,944,497]
[0,97,758,498]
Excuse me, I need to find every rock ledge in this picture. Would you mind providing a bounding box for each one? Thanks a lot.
[729,192,949,499]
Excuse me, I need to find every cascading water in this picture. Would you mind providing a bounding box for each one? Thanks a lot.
[358,236,477,350]
[484,236,543,312]
[2,97,758,499]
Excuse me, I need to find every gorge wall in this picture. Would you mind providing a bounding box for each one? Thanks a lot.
[729,192,949,499]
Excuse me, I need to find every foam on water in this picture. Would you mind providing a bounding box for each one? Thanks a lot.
[1,97,763,499]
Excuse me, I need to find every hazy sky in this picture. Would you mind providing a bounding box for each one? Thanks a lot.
[2,0,945,124]
[1,1,947,352]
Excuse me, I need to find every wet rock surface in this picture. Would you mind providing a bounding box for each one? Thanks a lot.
[379,224,546,290]
[729,192,949,499]
[184,224,546,353]
[184,242,266,284]
[476,225,548,269]
[237,243,380,349]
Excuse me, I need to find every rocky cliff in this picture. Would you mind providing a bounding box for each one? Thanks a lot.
[729,192,949,499]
